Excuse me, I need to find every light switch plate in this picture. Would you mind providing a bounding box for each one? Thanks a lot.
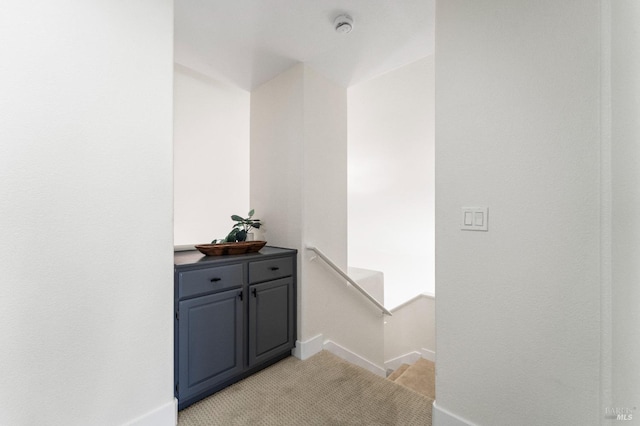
[461,207,488,231]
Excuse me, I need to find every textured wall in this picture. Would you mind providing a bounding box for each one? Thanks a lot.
[0,1,174,425]
[435,1,601,425]
[611,0,640,421]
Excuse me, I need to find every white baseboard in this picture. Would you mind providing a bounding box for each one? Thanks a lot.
[292,334,324,360]
[432,401,476,426]
[384,348,436,371]
[384,351,423,372]
[124,398,177,426]
[323,340,386,377]
[293,335,386,377]
[421,347,436,362]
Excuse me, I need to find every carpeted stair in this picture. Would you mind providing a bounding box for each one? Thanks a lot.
[387,358,435,399]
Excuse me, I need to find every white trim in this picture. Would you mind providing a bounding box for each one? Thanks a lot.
[421,347,436,362]
[292,334,324,360]
[384,348,437,372]
[323,340,386,377]
[432,401,476,426]
[174,244,196,252]
[174,398,178,425]
[123,399,177,426]
[384,351,423,372]
[389,292,435,313]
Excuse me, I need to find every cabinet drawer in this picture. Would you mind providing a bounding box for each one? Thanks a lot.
[178,264,243,299]
[249,257,293,284]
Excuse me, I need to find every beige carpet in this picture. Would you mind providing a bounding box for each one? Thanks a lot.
[386,364,410,382]
[178,351,433,425]
[391,358,435,400]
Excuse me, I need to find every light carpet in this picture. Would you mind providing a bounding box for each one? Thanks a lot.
[386,364,410,382]
[392,358,436,400]
[178,350,433,425]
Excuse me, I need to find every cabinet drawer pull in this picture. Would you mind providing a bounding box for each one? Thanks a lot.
[269,266,280,271]
[210,277,222,282]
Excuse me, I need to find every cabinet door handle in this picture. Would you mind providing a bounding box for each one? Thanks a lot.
[238,291,243,301]
[252,288,257,298]
[269,266,280,271]
[210,277,221,282]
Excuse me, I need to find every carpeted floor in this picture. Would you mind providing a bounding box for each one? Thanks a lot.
[178,351,433,425]
[389,358,435,400]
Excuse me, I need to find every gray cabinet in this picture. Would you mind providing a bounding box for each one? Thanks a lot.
[174,246,297,410]
[249,278,294,366]
[177,288,244,403]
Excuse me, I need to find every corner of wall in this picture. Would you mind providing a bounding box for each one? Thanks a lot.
[292,334,324,360]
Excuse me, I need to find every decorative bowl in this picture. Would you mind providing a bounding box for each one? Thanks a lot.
[195,241,267,256]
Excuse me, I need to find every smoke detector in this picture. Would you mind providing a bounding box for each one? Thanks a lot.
[334,14,354,34]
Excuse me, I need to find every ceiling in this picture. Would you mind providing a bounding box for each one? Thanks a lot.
[174,0,435,91]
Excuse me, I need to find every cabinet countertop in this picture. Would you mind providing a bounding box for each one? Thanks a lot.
[174,246,297,269]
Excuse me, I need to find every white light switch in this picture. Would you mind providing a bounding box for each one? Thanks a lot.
[461,207,489,231]
[464,211,473,226]
[474,212,484,226]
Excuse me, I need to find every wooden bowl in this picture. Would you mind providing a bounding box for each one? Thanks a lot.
[195,241,267,256]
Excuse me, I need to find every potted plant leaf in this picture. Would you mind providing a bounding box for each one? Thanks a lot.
[195,209,266,256]
[213,209,262,243]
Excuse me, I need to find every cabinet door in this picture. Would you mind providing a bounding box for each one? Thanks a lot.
[248,278,294,366]
[178,288,243,402]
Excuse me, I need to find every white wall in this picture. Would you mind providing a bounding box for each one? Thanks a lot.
[435,1,601,425]
[349,267,384,304]
[251,65,384,368]
[0,2,174,426]
[302,66,384,367]
[348,56,435,308]
[173,64,250,246]
[611,0,640,421]
[250,65,304,252]
[384,295,435,363]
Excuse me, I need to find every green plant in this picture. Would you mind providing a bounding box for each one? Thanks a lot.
[212,209,262,243]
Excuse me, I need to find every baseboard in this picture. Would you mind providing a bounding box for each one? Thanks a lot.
[421,347,436,362]
[173,397,178,425]
[384,351,423,371]
[323,340,386,377]
[384,348,436,371]
[292,334,324,360]
[432,401,476,426]
[124,398,177,426]
[294,336,386,377]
